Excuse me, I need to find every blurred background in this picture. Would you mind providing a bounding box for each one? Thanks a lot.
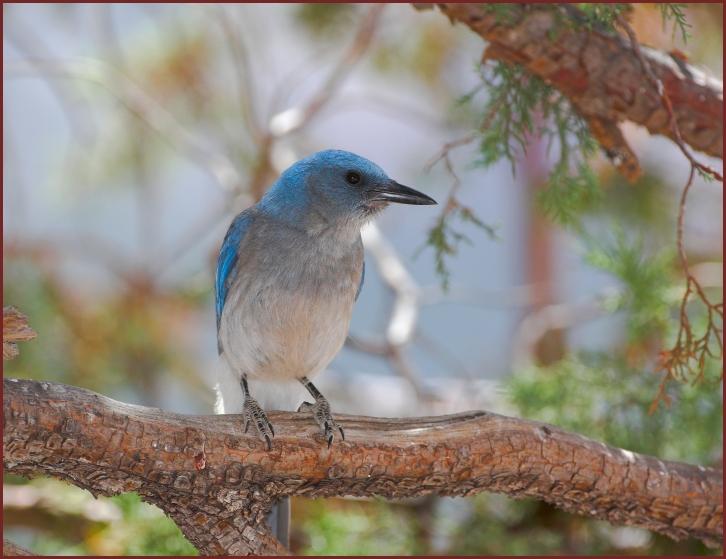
[3,3,723,555]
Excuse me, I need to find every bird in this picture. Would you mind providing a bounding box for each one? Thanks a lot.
[212,149,436,545]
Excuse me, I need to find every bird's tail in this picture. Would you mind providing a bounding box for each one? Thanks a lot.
[213,357,294,549]
[267,496,291,548]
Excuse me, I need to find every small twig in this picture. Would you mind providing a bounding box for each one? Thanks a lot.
[5,14,95,144]
[214,5,264,144]
[357,224,431,400]
[424,133,477,175]
[268,4,384,136]
[424,135,474,242]
[425,93,505,223]
[5,57,244,194]
[616,17,724,409]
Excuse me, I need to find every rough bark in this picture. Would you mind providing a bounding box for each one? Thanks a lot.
[3,540,34,556]
[3,307,37,361]
[4,378,723,555]
[426,3,723,179]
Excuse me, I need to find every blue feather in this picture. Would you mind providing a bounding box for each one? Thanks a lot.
[215,210,253,334]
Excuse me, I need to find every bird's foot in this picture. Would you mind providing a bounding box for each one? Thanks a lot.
[298,396,345,448]
[243,395,274,450]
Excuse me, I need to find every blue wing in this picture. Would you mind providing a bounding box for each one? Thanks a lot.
[355,260,365,301]
[215,210,253,337]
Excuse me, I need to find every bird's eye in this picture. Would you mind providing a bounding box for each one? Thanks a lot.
[346,171,361,185]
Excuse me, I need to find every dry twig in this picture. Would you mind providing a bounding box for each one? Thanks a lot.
[614,17,724,410]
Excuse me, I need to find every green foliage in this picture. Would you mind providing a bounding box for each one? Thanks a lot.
[575,3,631,30]
[538,160,600,227]
[4,478,197,556]
[447,496,570,555]
[449,475,717,555]
[583,229,677,343]
[473,62,563,174]
[422,203,498,291]
[479,3,523,25]
[429,2,699,285]
[580,171,674,234]
[297,498,417,555]
[105,493,198,556]
[2,254,212,419]
[658,4,692,43]
[443,4,720,403]
[294,4,357,38]
[473,59,599,228]
[509,353,722,465]
[481,2,688,40]
[371,17,459,88]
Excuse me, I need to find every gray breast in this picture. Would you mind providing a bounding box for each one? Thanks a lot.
[219,218,363,381]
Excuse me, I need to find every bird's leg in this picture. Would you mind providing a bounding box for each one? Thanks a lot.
[241,376,274,450]
[297,376,345,447]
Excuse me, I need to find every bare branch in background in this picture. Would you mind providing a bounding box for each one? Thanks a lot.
[5,58,243,194]
[4,13,96,144]
[5,378,722,555]
[268,4,385,137]
[214,5,264,144]
[4,237,142,289]
[363,224,419,347]
[346,223,437,401]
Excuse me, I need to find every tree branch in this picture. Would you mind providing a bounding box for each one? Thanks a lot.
[4,378,722,555]
[3,307,37,361]
[425,4,723,169]
[3,540,34,556]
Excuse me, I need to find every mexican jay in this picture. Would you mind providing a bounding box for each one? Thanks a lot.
[213,149,436,448]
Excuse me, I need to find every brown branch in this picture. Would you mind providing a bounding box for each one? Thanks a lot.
[3,306,37,361]
[606,17,723,406]
[426,4,723,167]
[4,378,723,556]
[3,540,34,556]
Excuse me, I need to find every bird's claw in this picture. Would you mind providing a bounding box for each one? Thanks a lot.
[298,397,344,448]
[243,395,274,450]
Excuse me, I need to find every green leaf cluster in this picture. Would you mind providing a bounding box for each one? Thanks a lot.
[582,228,677,343]
[658,3,692,43]
[429,3,698,283]
[423,204,498,291]
[509,352,722,465]
[473,59,600,227]
[4,479,197,556]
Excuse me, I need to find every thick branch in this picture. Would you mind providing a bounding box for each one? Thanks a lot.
[4,378,722,555]
[429,4,723,168]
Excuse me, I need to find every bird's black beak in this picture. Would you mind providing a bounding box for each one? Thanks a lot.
[370,181,437,205]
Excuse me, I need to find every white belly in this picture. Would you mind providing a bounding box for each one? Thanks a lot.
[217,217,364,383]
[219,285,354,381]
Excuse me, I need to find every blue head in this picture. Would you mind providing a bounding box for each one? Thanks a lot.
[259,150,436,226]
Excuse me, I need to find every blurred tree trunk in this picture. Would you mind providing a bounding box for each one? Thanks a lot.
[521,129,566,366]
